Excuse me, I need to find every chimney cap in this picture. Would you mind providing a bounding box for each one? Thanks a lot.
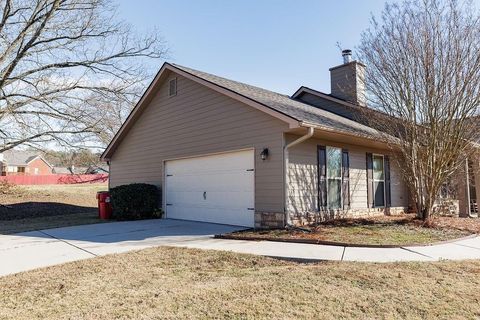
[342,49,352,64]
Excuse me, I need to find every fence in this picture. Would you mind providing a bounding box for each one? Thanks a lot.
[0,174,108,185]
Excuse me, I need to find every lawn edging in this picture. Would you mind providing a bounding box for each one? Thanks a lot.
[214,231,478,248]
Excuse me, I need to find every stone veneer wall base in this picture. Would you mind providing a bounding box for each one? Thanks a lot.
[289,207,407,227]
[255,207,408,229]
[255,211,285,229]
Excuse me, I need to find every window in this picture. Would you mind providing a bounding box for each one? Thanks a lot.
[169,78,177,97]
[373,155,385,207]
[17,167,25,173]
[318,146,349,210]
[327,147,342,209]
[34,168,39,175]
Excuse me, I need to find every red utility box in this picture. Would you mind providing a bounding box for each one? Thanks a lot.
[96,191,112,220]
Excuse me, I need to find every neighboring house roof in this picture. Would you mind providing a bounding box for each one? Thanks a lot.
[1,150,53,168]
[52,166,88,174]
[102,63,381,160]
[85,165,109,174]
[52,166,72,174]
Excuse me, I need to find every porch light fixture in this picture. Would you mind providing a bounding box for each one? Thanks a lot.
[260,148,269,161]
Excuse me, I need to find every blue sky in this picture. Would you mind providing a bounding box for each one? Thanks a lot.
[115,0,472,95]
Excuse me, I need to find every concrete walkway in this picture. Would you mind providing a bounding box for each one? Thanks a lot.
[1,219,480,277]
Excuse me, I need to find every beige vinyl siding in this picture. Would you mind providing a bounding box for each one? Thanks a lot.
[109,72,288,213]
[286,134,408,213]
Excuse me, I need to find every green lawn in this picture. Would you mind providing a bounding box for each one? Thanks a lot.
[1,247,479,319]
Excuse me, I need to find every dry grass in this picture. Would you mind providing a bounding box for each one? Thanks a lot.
[0,184,107,233]
[0,246,479,319]
[234,214,475,246]
[0,184,106,219]
[431,216,480,234]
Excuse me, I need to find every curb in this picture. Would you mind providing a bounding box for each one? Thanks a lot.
[214,233,478,249]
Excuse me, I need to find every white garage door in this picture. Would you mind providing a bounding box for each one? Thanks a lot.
[165,149,255,227]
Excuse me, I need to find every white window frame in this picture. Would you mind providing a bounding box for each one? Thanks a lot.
[326,146,343,209]
[373,154,386,208]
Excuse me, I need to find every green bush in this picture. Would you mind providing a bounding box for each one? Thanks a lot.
[110,183,162,220]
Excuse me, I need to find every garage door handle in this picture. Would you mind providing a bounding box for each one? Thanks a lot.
[203,191,206,200]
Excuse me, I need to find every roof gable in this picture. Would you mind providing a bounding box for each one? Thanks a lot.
[101,63,301,160]
[102,63,381,160]
[1,150,52,168]
[172,65,379,137]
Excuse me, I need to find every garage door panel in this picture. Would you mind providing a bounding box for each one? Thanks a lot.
[165,150,255,227]
[166,172,253,192]
[167,205,253,226]
[166,152,254,174]
[167,191,253,207]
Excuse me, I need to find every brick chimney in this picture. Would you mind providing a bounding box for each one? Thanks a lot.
[329,49,366,106]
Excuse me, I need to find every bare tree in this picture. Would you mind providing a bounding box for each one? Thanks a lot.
[42,148,101,168]
[358,0,480,221]
[0,0,167,152]
[84,84,145,146]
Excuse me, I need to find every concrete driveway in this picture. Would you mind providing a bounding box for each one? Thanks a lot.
[1,218,480,277]
[0,219,241,277]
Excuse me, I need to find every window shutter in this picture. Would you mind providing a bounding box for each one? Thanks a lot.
[342,149,350,209]
[318,146,327,209]
[366,153,373,208]
[385,155,392,207]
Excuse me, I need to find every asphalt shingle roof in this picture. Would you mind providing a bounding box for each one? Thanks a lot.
[172,64,380,138]
[1,150,40,166]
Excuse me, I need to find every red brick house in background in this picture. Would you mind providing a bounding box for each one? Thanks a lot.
[0,150,53,176]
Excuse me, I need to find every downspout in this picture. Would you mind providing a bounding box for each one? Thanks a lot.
[284,126,315,226]
[106,160,111,191]
[466,157,475,218]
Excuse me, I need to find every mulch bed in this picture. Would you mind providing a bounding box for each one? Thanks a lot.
[429,216,480,234]
[219,214,479,247]
[290,214,480,235]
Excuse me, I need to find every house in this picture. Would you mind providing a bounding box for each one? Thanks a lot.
[101,51,477,228]
[52,165,90,175]
[52,166,73,174]
[457,120,480,217]
[0,150,53,176]
[85,164,109,174]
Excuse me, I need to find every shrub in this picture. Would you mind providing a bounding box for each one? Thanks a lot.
[110,183,162,220]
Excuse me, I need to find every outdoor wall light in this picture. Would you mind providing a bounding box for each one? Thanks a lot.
[260,148,269,161]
